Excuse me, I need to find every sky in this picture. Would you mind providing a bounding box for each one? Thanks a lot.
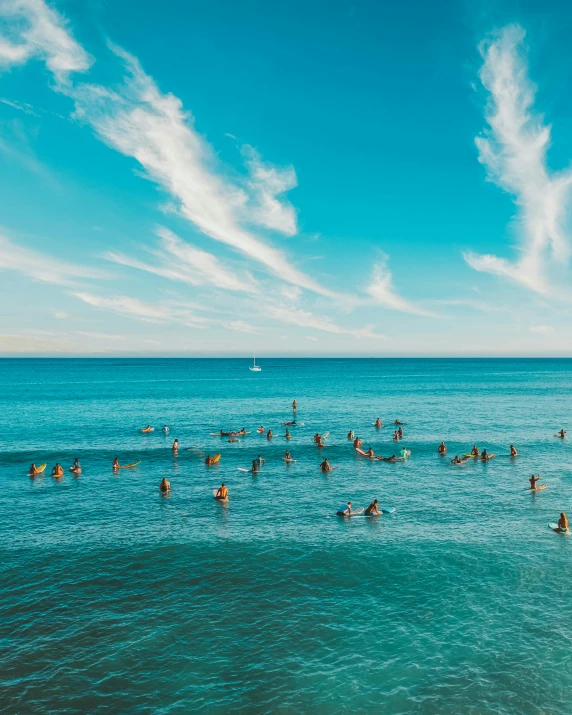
[2,0,572,356]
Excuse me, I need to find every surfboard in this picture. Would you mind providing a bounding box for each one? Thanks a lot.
[237,467,254,472]
[372,422,383,426]
[69,467,81,473]
[463,453,479,458]
[322,431,330,439]
[524,485,546,491]
[549,522,569,533]
[336,507,365,516]
[213,489,228,502]
[481,454,495,461]
[140,428,154,432]
[363,507,396,516]
[120,461,141,469]
[355,448,369,456]
[283,458,296,462]
[29,463,47,475]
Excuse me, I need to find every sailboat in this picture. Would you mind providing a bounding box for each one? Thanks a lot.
[249,351,262,372]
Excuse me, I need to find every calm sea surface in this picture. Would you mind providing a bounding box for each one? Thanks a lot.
[1,358,572,713]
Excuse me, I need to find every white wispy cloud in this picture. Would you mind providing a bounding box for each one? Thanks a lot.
[0,0,92,79]
[366,259,440,317]
[72,291,209,329]
[465,24,572,295]
[264,303,385,339]
[0,232,105,285]
[106,226,256,293]
[242,145,297,235]
[530,324,554,335]
[69,44,334,297]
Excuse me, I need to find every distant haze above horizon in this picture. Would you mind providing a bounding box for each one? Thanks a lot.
[1,0,572,355]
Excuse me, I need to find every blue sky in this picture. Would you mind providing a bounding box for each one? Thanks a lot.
[1,0,572,355]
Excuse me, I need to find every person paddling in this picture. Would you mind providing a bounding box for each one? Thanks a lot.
[337,501,354,515]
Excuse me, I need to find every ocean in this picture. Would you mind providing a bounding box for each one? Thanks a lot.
[1,358,571,713]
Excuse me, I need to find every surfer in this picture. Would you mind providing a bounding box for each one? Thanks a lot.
[529,474,541,490]
[172,439,179,452]
[112,457,119,470]
[481,449,489,460]
[451,455,463,464]
[471,445,480,456]
[337,501,353,515]
[251,459,259,473]
[71,458,81,473]
[235,428,247,436]
[51,463,63,477]
[353,436,362,448]
[557,512,569,532]
[510,444,518,456]
[374,418,383,428]
[365,499,381,516]
[160,477,170,493]
[320,458,332,472]
[255,455,265,466]
[394,420,406,425]
[400,447,409,458]
[438,442,447,455]
[292,400,297,411]
[317,436,325,448]
[141,425,152,433]
[283,420,296,426]
[557,429,566,439]
[29,463,39,476]
[397,427,403,438]
[162,424,169,434]
[313,433,320,444]
[392,431,400,441]
[367,447,375,458]
[384,455,399,462]
[285,428,292,440]
[267,429,273,440]
[347,430,354,440]
[257,426,265,434]
[214,483,228,500]
[284,450,292,461]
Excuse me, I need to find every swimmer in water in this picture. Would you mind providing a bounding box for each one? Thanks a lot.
[374,418,382,428]
[392,431,400,441]
[112,457,119,470]
[557,512,569,532]
[256,454,265,466]
[510,444,518,456]
[214,483,228,500]
[347,430,354,440]
[172,439,179,452]
[451,455,463,464]
[160,477,170,493]
[397,427,403,438]
[267,429,273,440]
[292,400,297,411]
[353,436,362,448]
[162,424,169,434]
[257,426,264,434]
[364,499,381,516]
[320,458,332,472]
[51,463,63,477]
[317,436,325,448]
[438,442,447,454]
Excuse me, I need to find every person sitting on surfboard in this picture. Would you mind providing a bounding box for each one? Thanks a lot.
[51,463,63,477]
[284,450,292,461]
[529,474,541,490]
[112,457,119,470]
[438,442,447,454]
[29,463,39,476]
[347,430,354,440]
[481,449,489,460]
[337,501,353,515]
[267,430,273,440]
[471,445,480,456]
[141,425,152,432]
[285,428,292,440]
[558,512,569,532]
[365,499,380,516]
[451,455,463,464]
[510,444,518,456]
[215,483,228,500]
[320,458,332,472]
[367,447,375,458]
[558,429,566,438]
[172,439,179,452]
[353,436,362,448]
[160,477,170,493]
[374,418,382,428]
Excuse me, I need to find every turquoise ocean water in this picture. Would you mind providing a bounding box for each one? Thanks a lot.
[1,358,572,713]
